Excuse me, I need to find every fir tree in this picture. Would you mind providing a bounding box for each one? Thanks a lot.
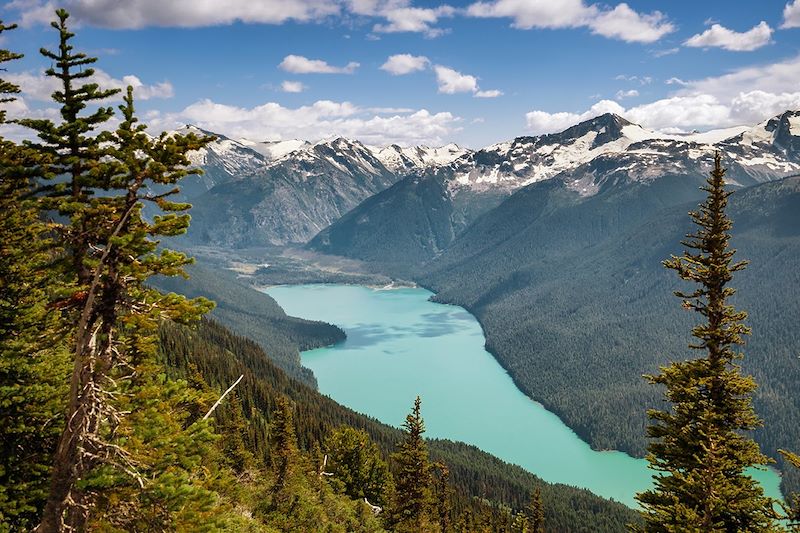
[20,12,214,527]
[527,487,544,533]
[635,153,778,532]
[324,426,393,507]
[391,396,434,532]
[433,462,452,533]
[0,20,70,530]
[269,396,299,506]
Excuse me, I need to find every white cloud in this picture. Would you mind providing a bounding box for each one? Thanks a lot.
[782,0,800,29]
[433,65,502,98]
[8,0,341,28]
[680,53,800,101]
[651,47,679,57]
[146,98,461,146]
[434,66,478,94]
[6,68,173,101]
[466,0,673,43]
[279,55,359,74]
[589,3,673,43]
[380,54,430,75]
[373,5,455,37]
[281,81,307,93]
[615,89,639,99]
[684,21,773,52]
[615,74,652,85]
[525,53,800,135]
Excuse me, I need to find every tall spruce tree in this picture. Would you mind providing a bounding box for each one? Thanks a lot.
[635,153,777,532]
[18,11,214,527]
[269,396,299,507]
[527,486,545,533]
[433,462,452,533]
[391,396,435,532]
[0,20,70,530]
[324,426,393,507]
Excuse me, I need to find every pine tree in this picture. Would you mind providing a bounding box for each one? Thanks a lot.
[269,396,299,507]
[18,12,214,528]
[324,426,393,507]
[0,20,70,531]
[391,396,435,532]
[433,462,452,533]
[527,487,544,533]
[635,153,778,532]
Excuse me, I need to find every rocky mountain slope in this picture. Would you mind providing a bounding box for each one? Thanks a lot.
[181,134,468,247]
[308,111,800,270]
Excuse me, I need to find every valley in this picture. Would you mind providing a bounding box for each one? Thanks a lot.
[177,109,800,502]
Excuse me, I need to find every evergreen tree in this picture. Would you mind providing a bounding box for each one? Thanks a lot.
[635,153,777,532]
[433,462,452,533]
[527,487,544,533]
[216,391,255,475]
[269,396,299,506]
[391,396,434,532]
[324,426,393,507]
[18,11,214,528]
[0,20,70,531]
[780,450,800,530]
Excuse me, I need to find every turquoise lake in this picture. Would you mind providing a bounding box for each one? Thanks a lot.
[264,284,783,508]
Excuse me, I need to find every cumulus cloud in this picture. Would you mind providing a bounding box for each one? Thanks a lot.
[7,0,341,28]
[281,81,307,93]
[434,66,478,94]
[782,0,800,29]
[588,3,673,43]
[373,5,455,37]
[433,65,502,98]
[279,55,359,74]
[6,68,173,101]
[680,53,800,101]
[145,98,461,146]
[526,53,800,134]
[466,0,673,43]
[684,21,773,52]
[380,54,430,75]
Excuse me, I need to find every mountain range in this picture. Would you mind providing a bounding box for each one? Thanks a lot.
[179,110,800,496]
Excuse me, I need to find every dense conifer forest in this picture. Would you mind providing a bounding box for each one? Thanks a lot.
[1,7,799,532]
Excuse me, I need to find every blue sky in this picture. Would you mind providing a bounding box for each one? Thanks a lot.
[3,0,800,147]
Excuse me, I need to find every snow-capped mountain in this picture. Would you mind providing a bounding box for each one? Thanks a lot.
[308,110,800,267]
[185,137,407,246]
[370,143,469,174]
[170,125,269,198]
[442,112,800,195]
[236,138,311,161]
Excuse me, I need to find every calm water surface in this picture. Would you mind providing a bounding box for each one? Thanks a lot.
[265,284,783,508]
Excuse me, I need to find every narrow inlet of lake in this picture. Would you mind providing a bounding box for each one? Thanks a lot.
[264,284,783,508]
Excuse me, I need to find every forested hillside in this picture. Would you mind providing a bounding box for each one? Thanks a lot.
[159,317,641,531]
[423,174,800,495]
[152,264,344,386]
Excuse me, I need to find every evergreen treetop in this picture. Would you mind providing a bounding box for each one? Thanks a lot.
[635,153,778,532]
